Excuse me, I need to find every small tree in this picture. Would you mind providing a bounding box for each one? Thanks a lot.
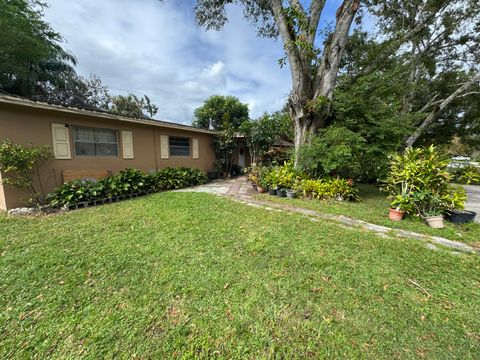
[193,95,249,131]
[240,111,293,164]
[0,140,51,205]
[213,124,236,175]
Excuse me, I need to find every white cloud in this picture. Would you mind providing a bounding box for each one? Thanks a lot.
[44,0,292,124]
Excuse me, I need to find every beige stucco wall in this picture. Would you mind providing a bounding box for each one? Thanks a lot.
[0,102,216,210]
[0,172,6,211]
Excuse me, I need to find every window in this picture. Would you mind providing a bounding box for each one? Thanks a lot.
[73,127,118,157]
[169,137,190,157]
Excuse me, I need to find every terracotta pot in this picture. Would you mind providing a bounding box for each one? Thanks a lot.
[425,215,444,229]
[257,186,267,193]
[389,208,405,221]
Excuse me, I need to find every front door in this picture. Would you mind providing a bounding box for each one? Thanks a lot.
[238,144,245,168]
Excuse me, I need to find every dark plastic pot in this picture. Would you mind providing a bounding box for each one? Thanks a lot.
[269,188,277,196]
[276,188,286,197]
[446,209,477,224]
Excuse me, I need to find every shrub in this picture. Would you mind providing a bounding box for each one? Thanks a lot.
[276,161,303,189]
[297,127,365,179]
[48,179,105,207]
[0,140,51,205]
[103,169,147,197]
[47,167,207,207]
[296,178,360,202]
[257,146,293,166]
[450,165,480,185]
[383,145,466,215]
[153,167,207,190]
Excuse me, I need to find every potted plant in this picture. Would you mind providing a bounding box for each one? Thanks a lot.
[264,168,279,196]
[276,188,286,197]
[286,189,297,198]
[447,209,477,223]
[257,177,268,193]
[388,193,410,221]
[442,185,475,223]
[414,191,445,228]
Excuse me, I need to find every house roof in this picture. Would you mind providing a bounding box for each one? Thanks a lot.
[0,94,217,135]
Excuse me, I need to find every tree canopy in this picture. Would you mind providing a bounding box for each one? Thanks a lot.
[0,0,159,120]
[0,0,76,98]
[193,95,249,130]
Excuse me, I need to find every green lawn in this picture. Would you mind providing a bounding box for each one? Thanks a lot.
[1,192,479,358]
[254,184,480,247]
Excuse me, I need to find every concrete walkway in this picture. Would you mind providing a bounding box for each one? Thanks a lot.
[464,185,480,223]
[179,177,479,255]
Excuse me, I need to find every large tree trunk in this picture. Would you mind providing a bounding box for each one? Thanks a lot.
[270,0,360,168]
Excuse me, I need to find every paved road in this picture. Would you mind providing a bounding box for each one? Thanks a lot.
[464,185,480,223]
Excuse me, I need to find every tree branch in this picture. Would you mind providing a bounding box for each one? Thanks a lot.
[314,0,360,99]
[269,0,304,93]
[307,0,327,45]
[405,72,480,147]
[289,0,306,15]
[362,2,450,74]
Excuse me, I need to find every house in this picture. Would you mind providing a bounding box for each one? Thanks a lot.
[0,95,218,210]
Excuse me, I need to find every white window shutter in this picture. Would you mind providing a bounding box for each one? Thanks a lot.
[122,131,134,159]
[51,123,71,159]
[160,135,169,159]
[192,138,199,159]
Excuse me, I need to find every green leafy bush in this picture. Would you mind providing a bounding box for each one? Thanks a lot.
[450,165,480,185]
[297,127,366,179]
[48,167,207,207]
[276,162,303,189]
[258,162,359,201]
[0,139,51,205]
[262,167,280,190]
[48,179,105,206]
[257,146,293,166]
[296,178,360,202]
[152,167,207,190]
[383,145,466,215]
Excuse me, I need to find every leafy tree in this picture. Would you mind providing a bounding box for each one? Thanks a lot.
[239,111,293,163]
[213,123,237,174]
[297,126,366,179]
[110,94,159,119]
[364,0,480,147]
[193,95,249,130]
[192,1,362,162]
[0,0,76,98]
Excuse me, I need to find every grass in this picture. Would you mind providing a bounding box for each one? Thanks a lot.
[1,192,479,358]
[254,184,480,247]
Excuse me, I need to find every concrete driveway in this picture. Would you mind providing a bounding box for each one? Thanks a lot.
[464,185,480,223]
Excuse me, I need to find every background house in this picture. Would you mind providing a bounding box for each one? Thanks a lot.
[0,95,217,210]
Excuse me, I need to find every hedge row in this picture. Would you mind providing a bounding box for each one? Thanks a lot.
[47,167,207,207]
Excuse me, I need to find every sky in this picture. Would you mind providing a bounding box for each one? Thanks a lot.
[44,0,342,125]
